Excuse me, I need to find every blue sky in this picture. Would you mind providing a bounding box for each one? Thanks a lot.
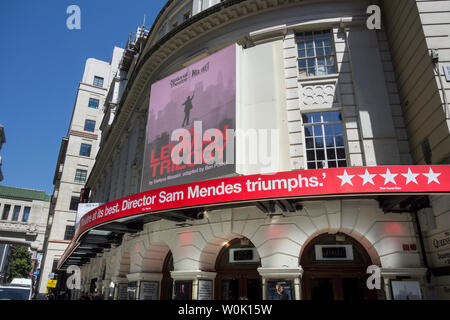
[0,0,167,195]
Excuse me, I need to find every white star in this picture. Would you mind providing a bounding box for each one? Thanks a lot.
[337,170,354,186]
[423,168,441,184]
[402,168,419,184]
[380,169,398,185]
[358,169,377,186]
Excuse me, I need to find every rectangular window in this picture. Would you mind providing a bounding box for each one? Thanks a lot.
[303,111,347,169]
[22,207,31,222]
[75,169,88,183]
[69,196,80,211]
[84,119,96,132]
[93,76,104,87]
[1,204,11,220]
[88,98,99,109]
[80,143,92,157]
[64,225,75,241]
[296,30,336,78]
[12,205,21,221]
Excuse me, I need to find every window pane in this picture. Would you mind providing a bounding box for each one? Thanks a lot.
[307,162,316,169]
[333,124,343,135]
[305,138,314,149]
[316,149,325,161]
[335,136,345,147]
[22,207,31,222]
[338,160,347,167]
[12,206,21,221]
[75,169,87,183]
[336,148,346,159]
[307,150,316,161]
[328,161,337,168]
[304,126,313,137]
[298,50,306,58]
[64,225,75,241]
[325,47,333,55]
[302,113,312,124]
[298,59,307,68]
[315,137,324,148]
[80,143,92,157]
[84,120,96,132]
[312,113,321,123]
[93,76,104,87]
[2,204,11,220]
[327,148,336,160]
[325,136,334,147]
[89,98,99,109]
[313,126,323,137]
[327,66,336,74]
[70,196,80,211]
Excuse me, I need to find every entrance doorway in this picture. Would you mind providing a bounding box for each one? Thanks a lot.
[160,251,173,300]
[215,238,262,300]
[301,233,376,300]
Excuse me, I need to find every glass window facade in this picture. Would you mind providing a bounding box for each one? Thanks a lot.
[22,207,31,222]
[296,30,336,78]
[64,225,75,241]
[88,98,100,109]
[303,111,347,169]
[75,169,87,183]
[12,205,21,221]
[93,76,104,87]
[1,204,11,220]
[84,120,96,132]
[80,143,92,157]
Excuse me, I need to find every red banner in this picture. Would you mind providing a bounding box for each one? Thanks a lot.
[76,165,450,240]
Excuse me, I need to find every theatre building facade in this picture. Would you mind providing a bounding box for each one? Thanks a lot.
[58,0,450,300]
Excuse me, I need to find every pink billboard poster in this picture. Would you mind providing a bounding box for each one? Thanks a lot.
[142,44,236,190]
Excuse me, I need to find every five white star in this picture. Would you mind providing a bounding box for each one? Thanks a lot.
[380,169,398,185]
[337,170,354,186]
[358,169,377,185]
[336,168,442,186]
[423,168,441,184]
[402,168,419,184]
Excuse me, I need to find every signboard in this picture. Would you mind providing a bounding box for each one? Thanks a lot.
[117,283,128,300]
[391,281,422,300]
[429,230,450,268]
[47,279,57,288]
[267,280,293,300]
[142,44,236,191]
[75,165,450,240]
[76,203,103,226]
[139,281,159,300]
[198,280,213,300]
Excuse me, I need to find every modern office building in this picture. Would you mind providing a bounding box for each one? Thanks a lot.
[38,47,125,295]
[58,0,450,300]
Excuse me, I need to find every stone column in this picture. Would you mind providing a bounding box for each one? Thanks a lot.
[126,273,163,300]
[102,279,111,300]
[170,270,217,300]
[111,276,128,300]
[257,267,304,300]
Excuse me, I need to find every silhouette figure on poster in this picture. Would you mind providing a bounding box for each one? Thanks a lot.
[182,93,195,127]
